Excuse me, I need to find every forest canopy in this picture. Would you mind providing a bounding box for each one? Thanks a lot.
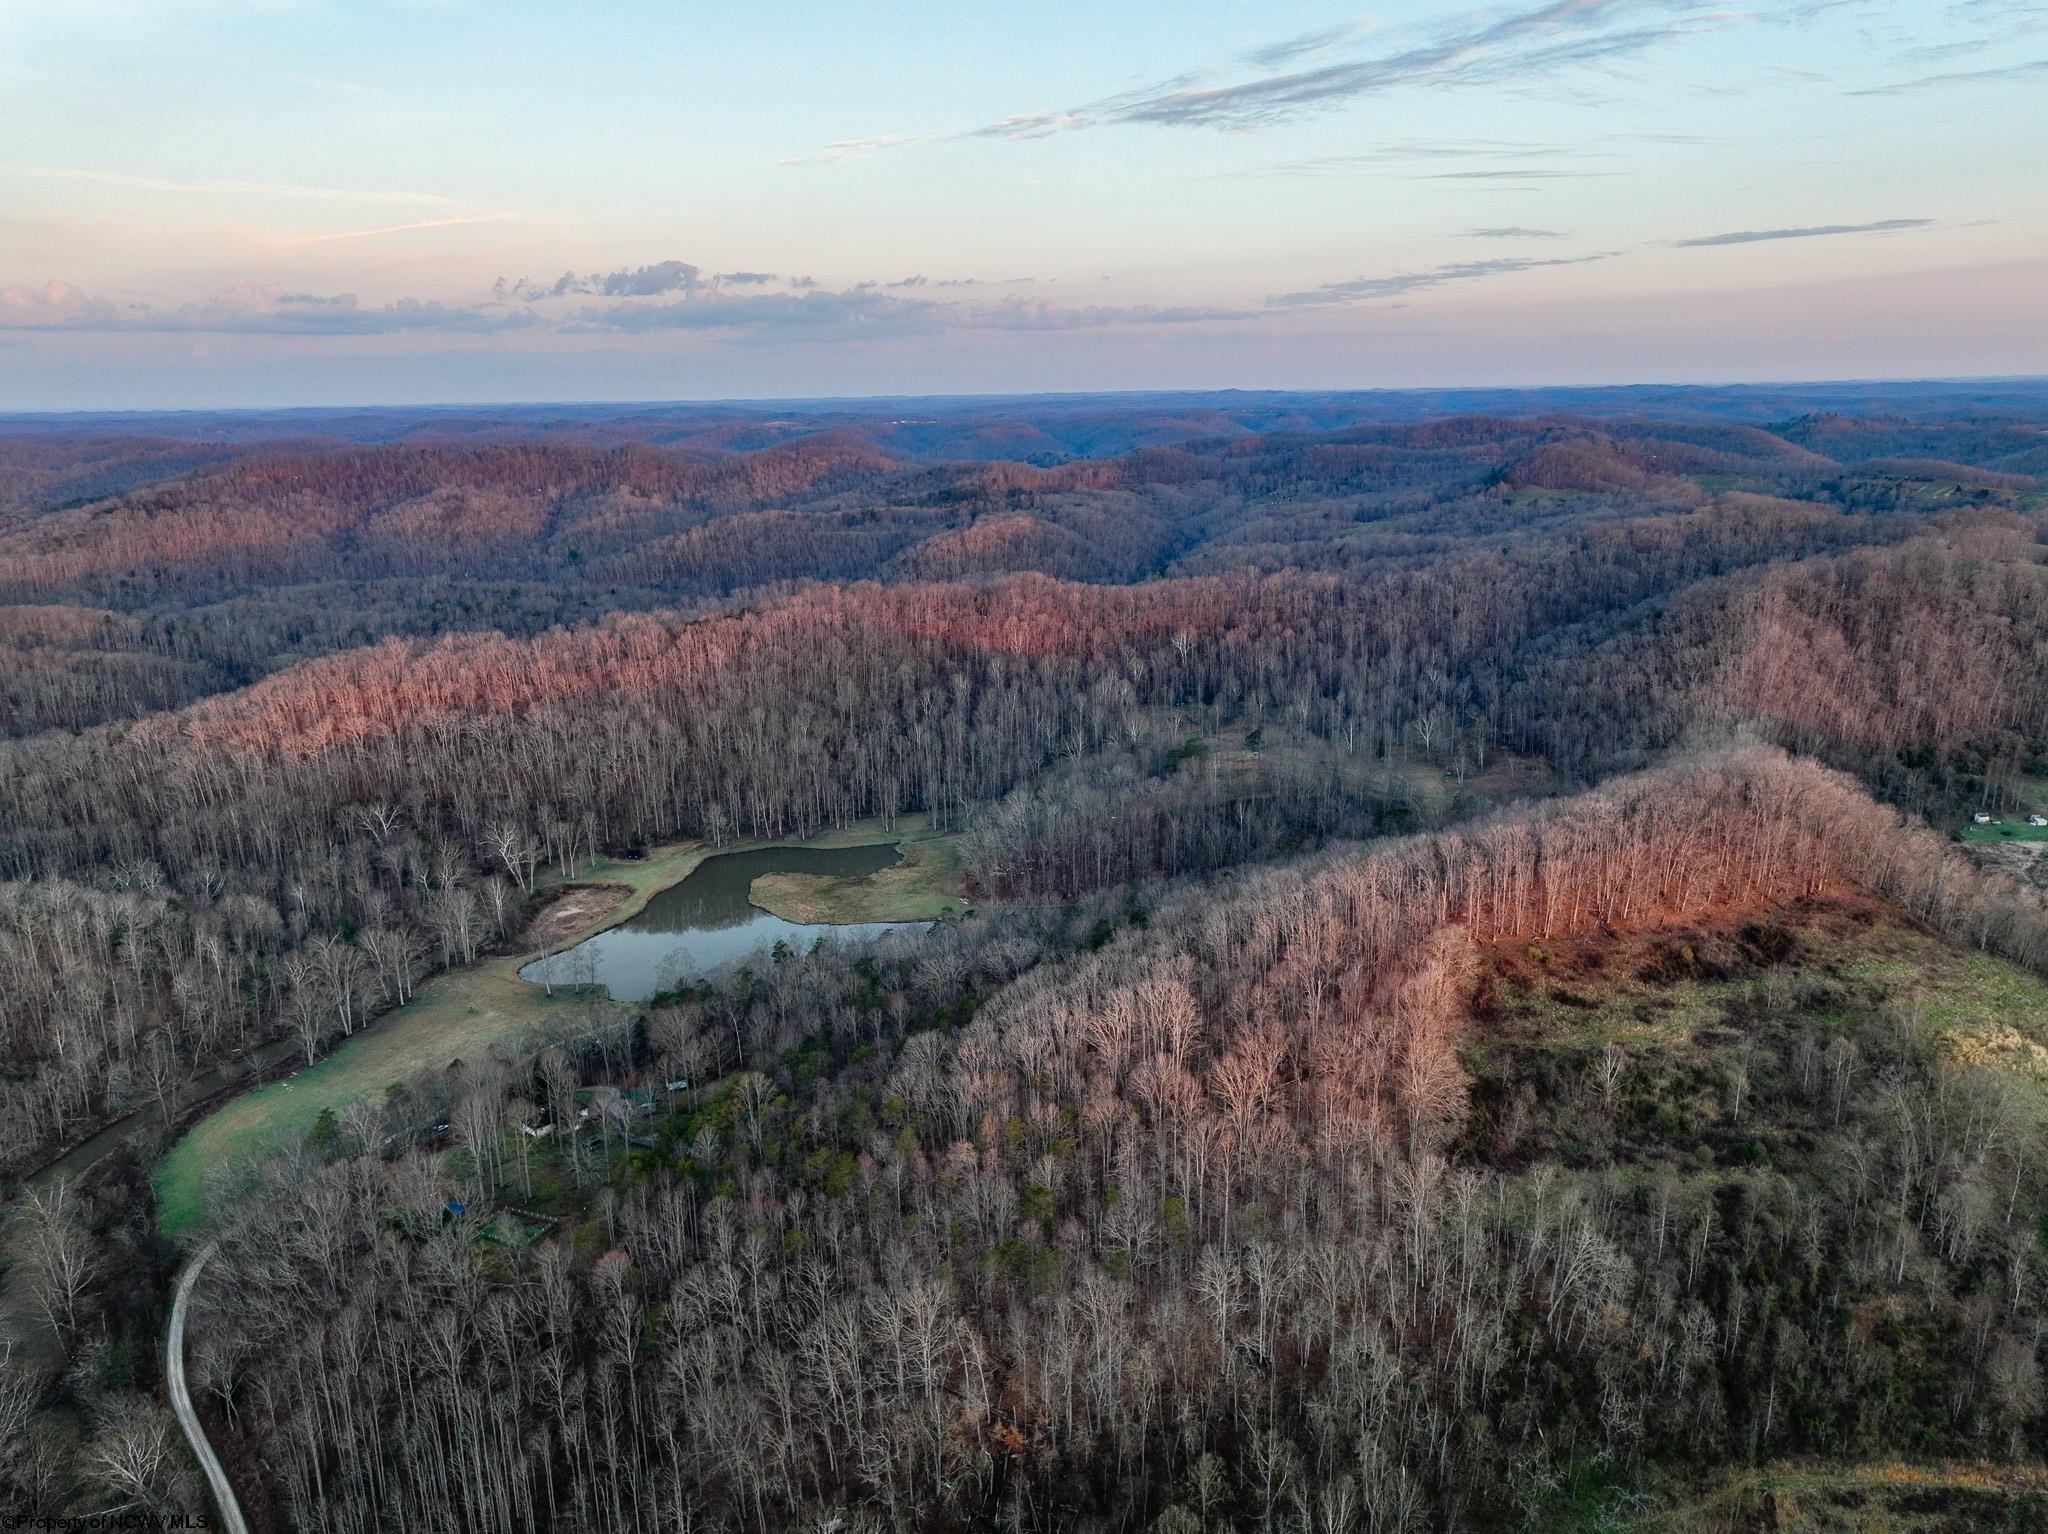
[3,385,2048,1530]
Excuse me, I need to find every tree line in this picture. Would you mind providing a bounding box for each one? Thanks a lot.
[0,518,2041,1176]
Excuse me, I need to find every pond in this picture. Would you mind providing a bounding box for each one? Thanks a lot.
[518,841,923,1002]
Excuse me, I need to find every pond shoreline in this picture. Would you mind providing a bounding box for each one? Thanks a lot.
[519,836,962,1003]
[153,818,959,1236]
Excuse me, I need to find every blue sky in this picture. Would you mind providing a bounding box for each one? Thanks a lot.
[1,0,2043,407]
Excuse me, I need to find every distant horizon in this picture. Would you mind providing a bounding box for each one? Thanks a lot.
[5,2,2044,409]
[6,371,2048,426]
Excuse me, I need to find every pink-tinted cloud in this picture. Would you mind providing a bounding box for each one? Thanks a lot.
[0,269,1254,343]
[0,279,533,334]
[0,279,122,327]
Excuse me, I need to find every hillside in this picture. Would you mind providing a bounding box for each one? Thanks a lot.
[1,391,2046,1528]
[175,752,2048,1532]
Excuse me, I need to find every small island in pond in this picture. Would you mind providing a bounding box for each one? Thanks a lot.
[748,836,967,924]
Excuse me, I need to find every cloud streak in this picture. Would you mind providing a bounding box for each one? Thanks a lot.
[1090,1,1712,131]
[1417,168,1614,180]
[0,268,1255,343]
[1219,140,1583,179]
[1244,23,1361,68]
[811,0,1735,158]
[495,261,712,301]
[0,163,470,207]
[1269,252,1616,307]
[0,279,535,335]
[1848,57,2048,95]
[778,133,949,166]
[1672,218,1933,247]
[575,290,1253,341]
[286,213,513,245]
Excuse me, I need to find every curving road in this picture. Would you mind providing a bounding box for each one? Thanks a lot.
[167,1242,250,1534]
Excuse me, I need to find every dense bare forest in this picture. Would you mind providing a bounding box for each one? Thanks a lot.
[3,388,2048,1529]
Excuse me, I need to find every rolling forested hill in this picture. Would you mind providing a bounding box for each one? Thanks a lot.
[3,385,2048,1530]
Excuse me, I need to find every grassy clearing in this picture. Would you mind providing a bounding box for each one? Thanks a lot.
[155,817,949,1237]
[1476,917,2048,1531]
[519,882,632,947]
[1627,1459,2048,1532]
[1820,924,2048,1107]
[1469,899,2048,1187]
[1375,751,1559,821]
[1959,821,2048,844]
[1487,900,2048,1056]
[1474,917,1803,1062]
[1481,959,1753,1058]
[748,834,966,923]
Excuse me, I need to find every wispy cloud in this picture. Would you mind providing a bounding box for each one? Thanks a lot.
[954,298,1255,331]
[575,289,1253,340]
[969,112,1092,142]
[1227,130,1700,179]
[1100,1,1715,131]
[1418,168,1614,181]
[495,261,710,301]
[0,267,1253,343]
[1847,56,2048,95]
[798,3,1737,162]
[1220,139,1580,179]
[285,213,513,245]
[1467,226,1566,237]
[0,163,469,207]
[1269,252,1615,307]
[573,288,926,337]
[1244,23,1361,68]
[1672,217,1932,247]
[1019,0,1722,141]
[0,279,534,335]
[778,132,949,166]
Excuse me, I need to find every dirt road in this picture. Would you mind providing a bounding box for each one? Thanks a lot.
[167,1242,249,1534]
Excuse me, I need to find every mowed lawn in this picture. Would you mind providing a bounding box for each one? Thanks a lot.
[1959,819,2048,844]
[156,819,956,1236]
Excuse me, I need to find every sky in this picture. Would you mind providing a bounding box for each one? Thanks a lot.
[0,0,2044,409]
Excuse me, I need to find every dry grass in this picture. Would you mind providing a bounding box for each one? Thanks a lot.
[519,883,633,948]
[748,834,965,923]
[1632,1459,2048,1532]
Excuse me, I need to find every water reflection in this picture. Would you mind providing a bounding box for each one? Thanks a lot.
[520,842,922,1002]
